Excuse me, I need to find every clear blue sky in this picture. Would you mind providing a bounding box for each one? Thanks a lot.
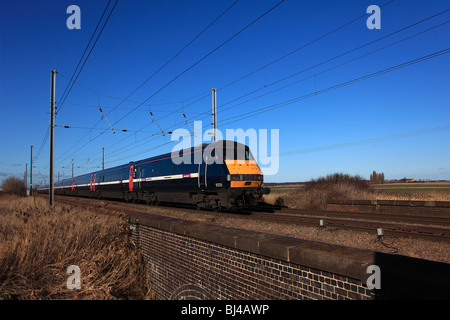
[1,0,449,187]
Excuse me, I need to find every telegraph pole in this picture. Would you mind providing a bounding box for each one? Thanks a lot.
[30,145,33,196]
[49,70,56,206]
[24,163,28,189]
[212,88,217,142]
[102,147,105,170]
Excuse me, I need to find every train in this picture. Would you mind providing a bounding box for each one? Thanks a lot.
[38,140,270,211]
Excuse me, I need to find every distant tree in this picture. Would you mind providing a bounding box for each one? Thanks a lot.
[370,171,385,184]
[1,176,26,196]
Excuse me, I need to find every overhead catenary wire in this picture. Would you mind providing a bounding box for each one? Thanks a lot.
[54,0,243,164]
[57,0,119,117]
[34,0,118,170]
[107,0,287,129]
[97,0,398,142]
[278,125,450,157]
[217,9,450,112]
[217,19,450,115]
[54,124,158,133]
[93,15,449,164]
[57,0,112,114]
[33,127,50,162]
[91,47,450,167]
[59,0,395,165]
[56,72,188,109]
[100,0,242,119]
[216,0,397,93]
[51,0,446,175]
[52,7,448,168]
[217,47,450,126]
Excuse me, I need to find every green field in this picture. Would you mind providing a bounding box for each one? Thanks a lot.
[264,184,305,194]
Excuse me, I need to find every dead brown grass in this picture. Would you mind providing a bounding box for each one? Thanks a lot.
[0,195,153,300]
[264,182,375,210]
[264,174,450,209]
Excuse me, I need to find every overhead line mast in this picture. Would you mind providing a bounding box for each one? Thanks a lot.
[212,88,217,142]
[30,145,33,196]
[49,69,56,206]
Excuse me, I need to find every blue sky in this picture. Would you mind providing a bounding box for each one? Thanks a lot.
[1,0,449,186]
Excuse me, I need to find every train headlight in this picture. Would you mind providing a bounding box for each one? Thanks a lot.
[227,174,263,181]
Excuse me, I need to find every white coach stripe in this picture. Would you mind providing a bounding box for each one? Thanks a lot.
[55,172,199,189]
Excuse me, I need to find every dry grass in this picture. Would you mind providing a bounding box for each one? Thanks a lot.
[264,188,450,209]
[264,183,375,209]
[372,190,450,201]
[264,174,371,210]
[0,195,153,300]
[264,175,450,209]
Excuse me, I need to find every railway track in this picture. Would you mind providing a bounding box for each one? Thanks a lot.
[47,194,450,243]
[251,208,450,243]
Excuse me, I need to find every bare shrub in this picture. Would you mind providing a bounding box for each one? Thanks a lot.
[1,177,26,196]
[306,173,369,192]
[0,195,153,300]
[265,173,374,210]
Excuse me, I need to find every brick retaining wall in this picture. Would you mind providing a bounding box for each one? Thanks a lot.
[128,212,450,300]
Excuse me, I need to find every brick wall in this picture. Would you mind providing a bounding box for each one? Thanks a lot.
[128,213,450,300]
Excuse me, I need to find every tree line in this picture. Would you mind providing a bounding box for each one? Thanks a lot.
[370,170,385,184]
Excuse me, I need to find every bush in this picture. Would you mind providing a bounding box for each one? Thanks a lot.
[1,177,26,196]
[305,173,369,191]
[265,173,373,210]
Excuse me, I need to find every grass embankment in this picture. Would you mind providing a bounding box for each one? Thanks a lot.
[264,174,450,210]
[0,195,152,300]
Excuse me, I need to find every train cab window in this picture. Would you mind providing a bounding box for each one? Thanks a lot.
[225,146,253,161]
[224,143,254,161]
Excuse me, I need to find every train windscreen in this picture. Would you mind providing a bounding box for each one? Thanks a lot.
[223,143,255,161]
